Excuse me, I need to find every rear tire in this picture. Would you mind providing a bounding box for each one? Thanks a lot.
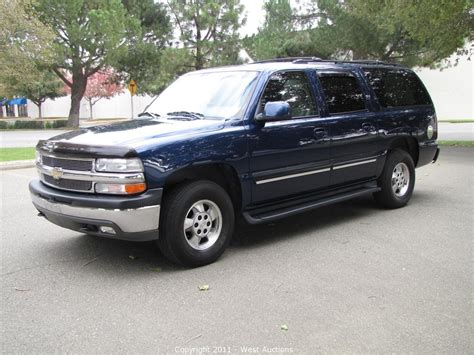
[374,149,415,209]
[158,180,234,267]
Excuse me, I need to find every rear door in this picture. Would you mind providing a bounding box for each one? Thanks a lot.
[316,69,380,186]
[248,70,331,204]
[362,67,436,154]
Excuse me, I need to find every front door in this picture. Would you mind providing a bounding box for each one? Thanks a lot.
[248,70,331,204]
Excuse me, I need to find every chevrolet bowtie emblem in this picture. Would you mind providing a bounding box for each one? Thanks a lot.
[50,167,63,180]
[45,141,57,152]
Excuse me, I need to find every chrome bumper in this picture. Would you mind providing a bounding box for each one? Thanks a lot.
[31,193,160,240]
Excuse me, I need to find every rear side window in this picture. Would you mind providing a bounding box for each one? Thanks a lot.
[318,73,366,114]
[364,68,432,107]
[259,71,318,117]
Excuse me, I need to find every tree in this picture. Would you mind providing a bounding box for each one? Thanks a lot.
[295,0,474,67]
[115,0,172,95]
[0,0,54,98]
[166,0,245,70]
[78,70,123,120]
[246,0,473,67]
[243,0,334,61]
[32,0,135,127]
[14,70,65,119]
[244,0,295,60]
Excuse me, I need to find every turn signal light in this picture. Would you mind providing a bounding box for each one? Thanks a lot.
[95,182,146,195]
[124,183,147,194]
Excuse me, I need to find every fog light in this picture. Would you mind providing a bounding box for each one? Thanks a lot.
[99,226,116,235]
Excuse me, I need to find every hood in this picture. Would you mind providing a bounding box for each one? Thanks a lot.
[44,118,226,148]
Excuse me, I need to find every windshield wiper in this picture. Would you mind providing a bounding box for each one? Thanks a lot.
[137,112,160,119]
[166,111,205,120]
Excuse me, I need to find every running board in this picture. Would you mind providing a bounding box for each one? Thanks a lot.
[243,186,380,224]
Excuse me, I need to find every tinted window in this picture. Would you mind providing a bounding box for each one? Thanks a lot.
[318,73,366,114]
[364,68,432,107]
[259,71,318,117]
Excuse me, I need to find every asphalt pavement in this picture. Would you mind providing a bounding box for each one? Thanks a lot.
[1,147,473,353]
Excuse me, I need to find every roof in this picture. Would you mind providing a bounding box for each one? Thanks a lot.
[192,57,405,75]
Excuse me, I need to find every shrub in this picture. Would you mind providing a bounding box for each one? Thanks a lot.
[1,119,68,130]
[13,120,44,129]
[51,120,68,128]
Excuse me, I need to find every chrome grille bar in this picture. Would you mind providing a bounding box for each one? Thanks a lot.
[37,164,145,184]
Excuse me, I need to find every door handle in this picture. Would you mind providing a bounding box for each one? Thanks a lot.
[362,123,375,132]
[313,128,328,139]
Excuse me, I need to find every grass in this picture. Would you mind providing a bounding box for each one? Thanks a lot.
[437,140,474,147]
[0,147,36,162]
[438,119,474,123]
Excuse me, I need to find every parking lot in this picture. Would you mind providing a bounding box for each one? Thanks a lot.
[1,147,472,353]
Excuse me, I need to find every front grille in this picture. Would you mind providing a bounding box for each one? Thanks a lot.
[43,174,92,191]
[42,155,93,171]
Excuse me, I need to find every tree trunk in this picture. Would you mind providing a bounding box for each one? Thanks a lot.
[68,69,87,128]
[38,102,42,119]
[89,100,93,120]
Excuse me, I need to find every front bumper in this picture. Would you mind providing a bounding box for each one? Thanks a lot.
[29,179,162,241]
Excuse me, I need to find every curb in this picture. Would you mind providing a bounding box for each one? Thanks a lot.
[0,160,35,171]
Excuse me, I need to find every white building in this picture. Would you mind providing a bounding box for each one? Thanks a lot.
[24,92,156,120]
[3,53,473,121]
[415,53,473,120]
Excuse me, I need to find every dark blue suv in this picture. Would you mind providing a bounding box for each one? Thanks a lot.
[30,58,439,267]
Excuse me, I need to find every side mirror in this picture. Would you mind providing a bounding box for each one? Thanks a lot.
[255,101,291,122]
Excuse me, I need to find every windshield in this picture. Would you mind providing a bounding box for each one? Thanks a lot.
[146,70,259,120]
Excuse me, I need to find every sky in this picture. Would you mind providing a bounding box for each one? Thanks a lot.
[240,0,265,36]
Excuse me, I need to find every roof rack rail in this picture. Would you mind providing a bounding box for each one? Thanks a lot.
[252,57,402,67]
[252,57,322,64]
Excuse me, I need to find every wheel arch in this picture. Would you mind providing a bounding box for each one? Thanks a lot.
[163,163,243,212]
[387,137,419,166]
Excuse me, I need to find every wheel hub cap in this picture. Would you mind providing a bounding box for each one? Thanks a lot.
[391,162,410,197]
[183,199,222,251]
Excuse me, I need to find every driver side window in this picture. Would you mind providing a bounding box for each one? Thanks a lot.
[259,71,318,118]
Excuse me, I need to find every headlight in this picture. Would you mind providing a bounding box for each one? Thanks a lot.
[94,158,143,172]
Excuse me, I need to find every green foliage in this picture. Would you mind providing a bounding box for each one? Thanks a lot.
[244,0,335,60]
[149,47,194,94]
[301,0,473,67]
[13,120,45,129]
[0,119,68,130]
[166,0,245,70]
[32,0,134,127]
[244,0,296,60]
[0,0,54,97]
[246,0,473,67]
[115,0,172,95]
[50,120,68,128]
[13,70,65,117]
[34,0,131,70]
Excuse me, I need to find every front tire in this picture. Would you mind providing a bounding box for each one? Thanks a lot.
[158,180,234,267]
[374,149,415,209]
